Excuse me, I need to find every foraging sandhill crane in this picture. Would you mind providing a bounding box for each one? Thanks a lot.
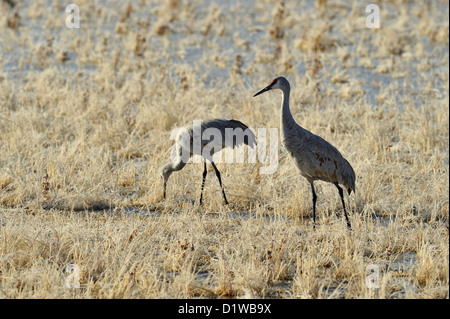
[253,76,355,229]
[161,119,256,205]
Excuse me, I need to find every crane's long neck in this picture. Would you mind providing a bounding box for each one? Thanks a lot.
[165,160,186,176]
[162,160,186,197]
[280,85,297,132]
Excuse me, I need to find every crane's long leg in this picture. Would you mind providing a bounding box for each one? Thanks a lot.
[310,181,317,229]
[334,182,351,229]
[199,161,207,205]
[163,181,166,199]
[211,161,228,205]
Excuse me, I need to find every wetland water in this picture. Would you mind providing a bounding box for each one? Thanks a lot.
[0,0,447,299]
[2,1,448,109]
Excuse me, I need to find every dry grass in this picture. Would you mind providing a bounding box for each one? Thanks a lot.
[0,0,448,298]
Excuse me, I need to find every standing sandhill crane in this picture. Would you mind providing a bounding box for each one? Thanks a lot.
[253,76,355,229]
[161,119,256,205]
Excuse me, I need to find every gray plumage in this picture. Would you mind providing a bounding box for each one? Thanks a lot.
[254,76,355,228]
[161,118,256,204]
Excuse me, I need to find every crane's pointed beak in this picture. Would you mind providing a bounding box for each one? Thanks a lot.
[253,84,272,97]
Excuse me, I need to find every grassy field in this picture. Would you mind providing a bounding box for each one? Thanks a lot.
[0,0,448,298]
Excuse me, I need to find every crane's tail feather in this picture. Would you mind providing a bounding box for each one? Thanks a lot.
[226,119,257,148]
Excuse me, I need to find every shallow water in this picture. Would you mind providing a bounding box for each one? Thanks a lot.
[1,0,448,109]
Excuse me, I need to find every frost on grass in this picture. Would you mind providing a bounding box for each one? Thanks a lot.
[0,0,448,298]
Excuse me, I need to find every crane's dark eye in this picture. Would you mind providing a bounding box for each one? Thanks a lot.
[270,78,278,85]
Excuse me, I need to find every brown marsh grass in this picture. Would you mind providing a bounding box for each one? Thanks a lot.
[0,0,448,298]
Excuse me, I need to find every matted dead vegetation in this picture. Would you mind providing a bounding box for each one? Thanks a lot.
[0,0,448,298]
